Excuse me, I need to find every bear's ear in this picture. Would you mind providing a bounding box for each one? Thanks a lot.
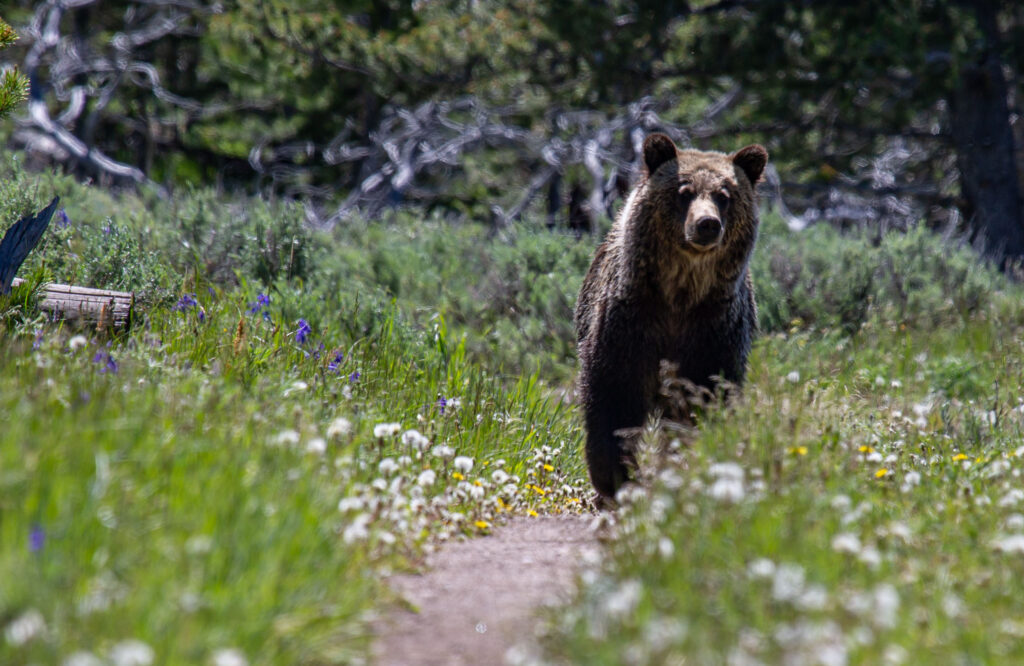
[643,133,678,176]
[732,145,768,184]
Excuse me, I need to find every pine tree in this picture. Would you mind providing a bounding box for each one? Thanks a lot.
[0,18,29,120]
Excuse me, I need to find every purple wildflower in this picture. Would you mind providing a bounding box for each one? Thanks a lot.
[174,294,199,312]
[29,524,45,553]
[295,318,312,345]
[55,209,71,229]
[437,396,447,415]
[327,350,344,373]
[93,351,118,374]
[349,370,361,383]
[32,330,44,350]
[102,222,113,235]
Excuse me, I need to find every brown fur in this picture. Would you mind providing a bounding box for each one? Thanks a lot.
[575,134,768,501]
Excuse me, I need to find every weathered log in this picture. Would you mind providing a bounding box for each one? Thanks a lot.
[10,277,134,332]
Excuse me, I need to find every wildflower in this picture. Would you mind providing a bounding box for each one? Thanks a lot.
[4,608,45,646]
[453,456,474,474]
[475,520,490,530]
[402,429,431,451]
[437,396,447,415]
[29,524,44,553]
[274,430,300,446]
[108,639,154,666]
[831,533,861,554]
[492,469,510,484]
[68,335,88,351]
[211,648,248,666]
[32,330,43,350]
[952,453,968,462]
[327,350,344,373]
[349,370,361,382]
[452,472,465,481]
[417,469,436,487]
[295,319,312,345]
[992,534,1024,554]
[543,463,555,472]
[432,445,455,460]
[790,446,808,456]
[342,514,371,543]
[92,351,118,374]
[247,293,270,315]
[373,422,401,438]
[747,558,776,579]
[55,208,71,228]
[305,438,327,455]
[63,652,104,666]
[875,468,889,478]
[379,458,400,476]
[338,497,364,513]
[527,509,538,517]
[174,294,199,311]
[771,563,806,602]
[872,584,900,629]
[327,417,352,438]
[786,370,801,383]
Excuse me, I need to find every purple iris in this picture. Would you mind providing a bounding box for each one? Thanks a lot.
[248,293,270,315]
[328,350,344,373]
[29,524,45,553]
[295,319,312,345]
[174,294,199,311]
[93,351,118,374]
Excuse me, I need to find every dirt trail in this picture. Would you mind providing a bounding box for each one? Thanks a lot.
[373,514,595,666]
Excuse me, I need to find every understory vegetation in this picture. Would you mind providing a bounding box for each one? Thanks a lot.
[2,156,1023,664]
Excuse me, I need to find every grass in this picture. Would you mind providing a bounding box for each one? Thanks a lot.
[3,154,1024,664]
[537,302,1024,665]
[0,282,586,664]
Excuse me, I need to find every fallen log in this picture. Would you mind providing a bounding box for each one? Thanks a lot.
[10,277,135,332]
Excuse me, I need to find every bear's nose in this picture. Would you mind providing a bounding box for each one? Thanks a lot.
[693,216,723,245]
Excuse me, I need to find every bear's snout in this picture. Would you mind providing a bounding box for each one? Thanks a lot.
[692,216,723,246]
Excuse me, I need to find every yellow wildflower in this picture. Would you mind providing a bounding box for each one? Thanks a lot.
[475,520,490,530]
[527,509,538,517]
[452,472,465,481]
[543,463,555,472]
[474,479,482,486]
[859,445,874,453]
[875,468,889,478]
[952,453,968,462]
[790,446,808,456]
[531,485,546,496]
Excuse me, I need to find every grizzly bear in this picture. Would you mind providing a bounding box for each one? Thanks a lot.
[575,133,768,501]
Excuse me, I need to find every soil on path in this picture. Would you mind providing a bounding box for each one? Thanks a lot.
[373,514,595,666]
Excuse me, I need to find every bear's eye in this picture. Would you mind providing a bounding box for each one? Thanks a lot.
[678,184,694,203]
[712,189,731,208]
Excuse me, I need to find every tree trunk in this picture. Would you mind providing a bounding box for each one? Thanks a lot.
[948,0,1024,271]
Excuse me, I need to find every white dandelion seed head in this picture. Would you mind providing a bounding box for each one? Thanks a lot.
[338,496,364,513]
[378,458,400,476]
[274,429,300,447]
[748,558,776,579]
[342,514,371,544]
[453,456,474,473]
[305,437,327,455]
[373,422,401,438]
[401,429,431,450]
[211,648,248,666]
[771,563,806,603]
[4,608,45,646]
[491,469,510,484]
[831,532,862,554]
[786,370,801,383]
[327,417,352,438]
[108,639,155,666]
[68,335,88,351]
[417,469,436,487]
[872,584,900,629]
[432,445,455,460]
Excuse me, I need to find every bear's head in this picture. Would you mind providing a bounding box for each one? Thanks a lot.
[642,133,768,255]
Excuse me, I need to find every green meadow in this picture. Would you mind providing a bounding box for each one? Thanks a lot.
[3,157,1024,664]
